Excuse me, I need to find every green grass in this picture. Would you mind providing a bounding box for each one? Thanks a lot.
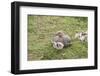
[28,15,88,61]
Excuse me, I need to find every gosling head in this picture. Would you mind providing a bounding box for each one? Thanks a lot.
[53,42,64,50]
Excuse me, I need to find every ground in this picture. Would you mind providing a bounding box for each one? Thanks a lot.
[28,15,88,61]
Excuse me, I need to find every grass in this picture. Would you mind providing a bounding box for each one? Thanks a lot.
[28,15,88,61]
